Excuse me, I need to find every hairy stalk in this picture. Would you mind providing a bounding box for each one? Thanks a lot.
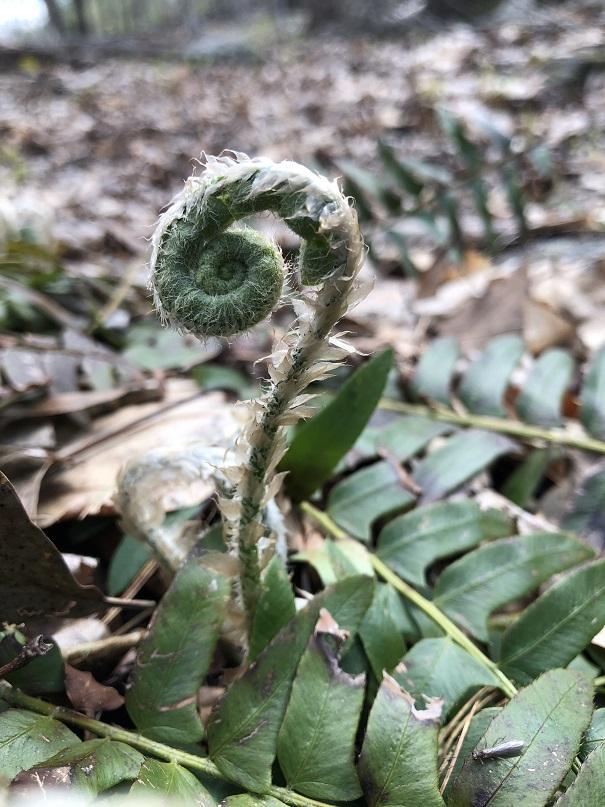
[380,398,605,455]
[301,501,518,699]
[150,154,364,631]
[0,684,330,807]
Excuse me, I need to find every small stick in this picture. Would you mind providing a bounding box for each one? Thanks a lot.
[440,700,479,793]
[0,635,54,680]
[63,629,146,665]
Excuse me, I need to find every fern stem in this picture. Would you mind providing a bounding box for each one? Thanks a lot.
[379,398,605,455]
[0,683,332,807]
[300,501,517,699]
[148,155,364,634]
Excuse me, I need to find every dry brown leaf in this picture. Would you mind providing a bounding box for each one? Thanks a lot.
[64,663,124,713]
[36,380,239,527]
[523,299,575,354]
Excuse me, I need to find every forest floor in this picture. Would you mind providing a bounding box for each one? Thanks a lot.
[0,0,604,613]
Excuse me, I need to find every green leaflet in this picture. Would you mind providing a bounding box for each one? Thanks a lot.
[581,708,605,759]
[516,348,575,427]
[556,743,605,806]
[327,460,415,541]
[581,345,605,439]
[373,416,452,461]
[0,708,80,780]
[376,500,512,587]
[358,674,445,807]
[277,613,365,800]
[458,334,524,416]
[126,559,229,745]
[412,430,517,503]
[359,583,407,679]
[433,532,593,641]
[281,348,393,501]
[395,638,499,719]
[13,739,143,795]
[129,758,216,804]
[409,337,459,405]
[500,557,605,683]
[207,575,374,793]
[248,556,296,662]
[448,669,594,807]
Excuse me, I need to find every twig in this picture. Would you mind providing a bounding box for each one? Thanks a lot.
[440,699,479,794]
[379,398,605,456]
[0,635,54,680]
[63,630,146,665]
[0,684,332,807]
[102,558,158,627]
[300,501,517,699]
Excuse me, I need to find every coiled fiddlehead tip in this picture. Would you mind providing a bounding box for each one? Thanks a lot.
[150,153,358,340]
[154,225,284,338]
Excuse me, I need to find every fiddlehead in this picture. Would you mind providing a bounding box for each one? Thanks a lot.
[150,153,364,634]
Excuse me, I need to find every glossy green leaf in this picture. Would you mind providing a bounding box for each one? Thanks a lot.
[448,669,594,807]
[358,674,445,807]
[249,556,296,662]
[581,345,605,439]
[395,638,499,718]
[374,416,452,460]
[281,349,393,501]
[581,708,605,758]
[129,758,216,804]
[434,532,592,641]
[126,560,229,744]
[413,430,517,503]
[556,742,605,806]
[562,464,605,550]
[459,335,524,416]
[327,460,415,541]
[277,613,364,800]
[107,534,152,596]
[377,500,512,587]
[500,556,605,683]
[517,348,575,427]
[359,583,406,679]
[207,575,373,793]
[409,337,460,405]
[14,739,143,795]
[0,708,80,780]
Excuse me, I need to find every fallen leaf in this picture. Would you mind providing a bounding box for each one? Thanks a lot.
[36,380,239,526]
[64,664,124,713]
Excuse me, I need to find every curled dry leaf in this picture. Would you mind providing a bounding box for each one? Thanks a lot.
[64,664,124,713]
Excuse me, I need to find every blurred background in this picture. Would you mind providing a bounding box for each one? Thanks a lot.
[1,0,604,531]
